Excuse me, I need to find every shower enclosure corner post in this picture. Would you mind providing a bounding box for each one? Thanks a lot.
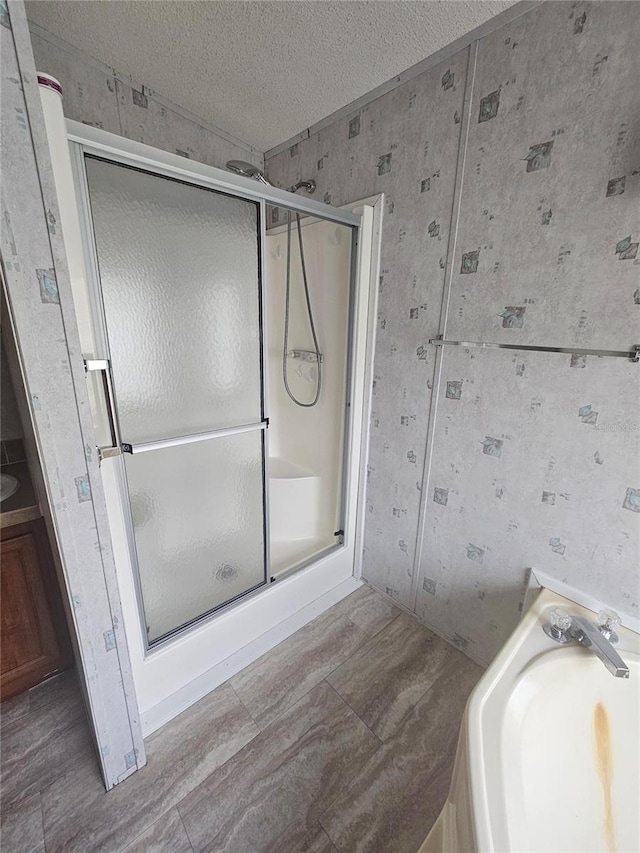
[338,196,383,583]
[259,197,272,583]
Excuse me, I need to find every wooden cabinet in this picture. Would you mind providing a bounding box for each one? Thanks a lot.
[1,518,73,701]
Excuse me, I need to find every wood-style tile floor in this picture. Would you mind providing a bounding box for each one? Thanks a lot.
[0,585,482,853]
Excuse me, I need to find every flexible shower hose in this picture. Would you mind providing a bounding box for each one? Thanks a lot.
[282,210,322,407]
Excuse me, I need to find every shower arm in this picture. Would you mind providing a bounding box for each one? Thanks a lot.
[286,179,316,194]
[224,160,316,196]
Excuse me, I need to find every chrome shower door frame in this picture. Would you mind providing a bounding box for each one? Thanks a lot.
[72,148,270,648]
[68,121,362,654]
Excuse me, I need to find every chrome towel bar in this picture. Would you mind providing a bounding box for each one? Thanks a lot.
[428,338,639,363]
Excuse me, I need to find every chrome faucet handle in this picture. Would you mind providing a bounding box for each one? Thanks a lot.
[598,609,621,644]
[543,607,572,643]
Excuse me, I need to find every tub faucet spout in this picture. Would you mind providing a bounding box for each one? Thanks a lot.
[569,615,630,678]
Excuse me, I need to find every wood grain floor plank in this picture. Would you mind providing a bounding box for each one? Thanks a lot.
[178,682,380,853]
[27,670,78,713]
[122,808,193,853]
[327,613,451,741]
[41,682,259,852]
[320,653,482,853]
[0,791,45,853]
[0,695,92,808]
[0,691,31,732]
[268,819,338,853]
[230,607,367,730]
[330,585,401,638]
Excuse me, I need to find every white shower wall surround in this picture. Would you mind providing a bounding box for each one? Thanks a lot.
[266,0,640,665]
[266,217,352,574]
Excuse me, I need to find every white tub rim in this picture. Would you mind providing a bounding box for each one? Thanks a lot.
[466,584,640,853]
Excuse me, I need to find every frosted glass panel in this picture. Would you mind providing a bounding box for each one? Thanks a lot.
[125,430,265,643]
[85,157,262,444]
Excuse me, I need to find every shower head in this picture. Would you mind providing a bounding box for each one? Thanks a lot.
[225,160,273,185]
[225,160,315,194]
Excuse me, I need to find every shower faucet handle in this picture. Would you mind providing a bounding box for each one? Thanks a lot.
[543,607,572,643]
[598,609,621,643]
[543,607,573,644]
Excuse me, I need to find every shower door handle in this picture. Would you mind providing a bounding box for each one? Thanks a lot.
[84,358,122,461]
[119,421,267,455]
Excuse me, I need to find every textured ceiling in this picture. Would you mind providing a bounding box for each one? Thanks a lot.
[26,0,516,151]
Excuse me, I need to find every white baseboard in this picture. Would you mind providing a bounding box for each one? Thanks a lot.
[141,575,362,736]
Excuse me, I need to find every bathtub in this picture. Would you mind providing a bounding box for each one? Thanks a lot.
[268,457,320,542]
[420,585,640,853]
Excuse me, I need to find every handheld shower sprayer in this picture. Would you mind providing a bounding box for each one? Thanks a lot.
[225,160,321,407]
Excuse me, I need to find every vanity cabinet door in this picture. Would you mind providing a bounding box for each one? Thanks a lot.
[1,519,72,701]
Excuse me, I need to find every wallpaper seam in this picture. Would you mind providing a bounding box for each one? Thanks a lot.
[409,41,480,613]
[113,68,125,137]
[438,41,479,337]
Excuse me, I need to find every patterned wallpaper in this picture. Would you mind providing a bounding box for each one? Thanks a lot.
[266,1,640,665]
[447,1,640,350]
[28,24,263,172]
[2,1,145,786]
[417,347,639,663]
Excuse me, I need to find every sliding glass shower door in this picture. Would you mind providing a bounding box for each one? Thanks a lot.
[84,156,267,644]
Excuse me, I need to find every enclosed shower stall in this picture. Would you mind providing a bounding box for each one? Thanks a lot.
[76,155,356,646]
[31,72,381,729]
[34,94,378,697]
